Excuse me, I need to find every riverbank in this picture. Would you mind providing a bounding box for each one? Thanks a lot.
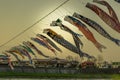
[0,72,120,79]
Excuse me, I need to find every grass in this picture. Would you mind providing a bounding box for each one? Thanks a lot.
[0,72,119,79]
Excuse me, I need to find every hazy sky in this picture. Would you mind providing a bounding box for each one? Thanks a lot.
[0,0,120,62]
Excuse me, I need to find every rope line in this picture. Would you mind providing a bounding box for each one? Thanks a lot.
[0,0,70,48]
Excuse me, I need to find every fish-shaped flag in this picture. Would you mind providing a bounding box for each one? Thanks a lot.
[115,0,120,3]
[50,19,83,55]
[73,12,120,46]
[20,44,36,57]
[64,15,106,52]
[8,47,25,59]
[31,37,48,48]
[15,46,32,64]
[1,53,14,70]
[31,37,57,55]
[6,51,21,62]
[86,2,120,33]
[93,0,119,24]
[0,54,7,58]
[23,41,49,58]
[36,34,62,53]
[43,28,94,58]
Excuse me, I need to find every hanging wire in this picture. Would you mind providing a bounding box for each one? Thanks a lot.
[0,0,70,48]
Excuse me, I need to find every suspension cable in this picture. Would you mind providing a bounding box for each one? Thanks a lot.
[0,0,70,48]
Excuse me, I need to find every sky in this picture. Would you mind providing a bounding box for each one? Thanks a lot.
[0,0,120,62]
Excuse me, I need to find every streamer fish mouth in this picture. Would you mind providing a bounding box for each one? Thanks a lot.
[72,12,78,17]
[73,12,84,19]
[36,34,41,37]
[23,42,27,46]
[50,19,62,26]
[64,15,71,21]
[43,29,50,34]
[36,34,44,38]
[86,3,93,8]
[50,21,57,26]
[37,34,47,39]
[30,37,34,40]
[64,15,75,24]
[26,41,31,46]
